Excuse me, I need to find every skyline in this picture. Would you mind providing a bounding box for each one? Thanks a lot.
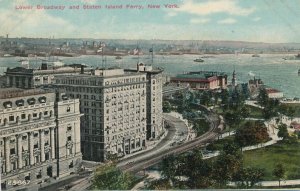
[1,0,300,43]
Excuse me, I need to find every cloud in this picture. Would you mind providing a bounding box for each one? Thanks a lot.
[252,17,261,22]
[0,1,76,38]
[166,12,177,17]
[190,18,210,24]
[218,18,237,24]
[176,0,255,16]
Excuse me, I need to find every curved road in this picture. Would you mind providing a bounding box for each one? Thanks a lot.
[62,111,220,190]
[119,112,220,173]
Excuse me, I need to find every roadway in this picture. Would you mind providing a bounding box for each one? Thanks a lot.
[55,110,220,190]
[119,112,220,173]
[56,112,191,191]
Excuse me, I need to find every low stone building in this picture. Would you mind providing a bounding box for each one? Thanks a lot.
[0,88,82,190]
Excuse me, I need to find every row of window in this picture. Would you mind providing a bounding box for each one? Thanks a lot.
[2,97,47,109]
[0,111,53,126]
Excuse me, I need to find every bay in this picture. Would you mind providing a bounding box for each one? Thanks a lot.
[0,54,299,98]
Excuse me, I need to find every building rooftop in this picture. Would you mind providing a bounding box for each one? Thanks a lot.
[173,73,219,82]
[0,88,53,99]
[266,88,282,94]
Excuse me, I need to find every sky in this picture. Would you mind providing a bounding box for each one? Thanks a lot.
[1,0,300,43]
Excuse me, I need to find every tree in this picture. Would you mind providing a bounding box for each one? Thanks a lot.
[163,101,172,113]
[220,89,229,110]
[234,121,269,148]
[234,167,265,188]
[180,149,213,189]
[212,141,242,186]
[240,106,250,119]
[92,164,135,190]
[257,88,269,107]
[273,163,285,187]
[277,123,289,140]
[224,111,242,132]
[160,154,178,184]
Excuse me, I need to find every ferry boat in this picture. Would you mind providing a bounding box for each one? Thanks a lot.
[194,58,204,62]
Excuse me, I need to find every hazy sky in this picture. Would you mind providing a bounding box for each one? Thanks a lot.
[1,0,300,43]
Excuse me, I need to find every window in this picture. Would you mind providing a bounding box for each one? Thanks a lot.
[16,100,24,106]
[67,126,72,131]
[22,136,27,140]
[44,111,48,116]
[34,143,39,149]
[69,161,74,168]
[45,153,50,161]
[33,113,37,118]
[36,170,42,179]
[67,107,71,112]
[10,148,15,155]
[34,132,39,137]
[44,130,49,135]
[9,116,14,122]
[67,136,71,141]
[3,101,12,108]
[27,98,36,105]
[21,114,26,119]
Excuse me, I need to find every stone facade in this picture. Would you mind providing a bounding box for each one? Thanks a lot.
[4,65,87,89]
[0,88,82,190]
[54,69,148,162]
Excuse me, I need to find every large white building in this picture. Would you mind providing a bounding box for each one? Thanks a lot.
[54,68,149,161]
[4,63,165,163]
[0,88,82,190]
[126,63,164,140]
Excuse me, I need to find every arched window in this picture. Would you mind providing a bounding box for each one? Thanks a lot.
[28,114,31,121]
[3,118,7,126]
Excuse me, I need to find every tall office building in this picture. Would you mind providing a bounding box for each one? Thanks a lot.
[0,88,82,190]
[54,68,148,162]
[126,63,164,140]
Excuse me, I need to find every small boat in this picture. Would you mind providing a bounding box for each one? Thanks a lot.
[194,58,204,62]
[115,56,122,59]
[3,54,13,57]
[252,54,260,57]
[298,69,300,76]
[295,53,300,59]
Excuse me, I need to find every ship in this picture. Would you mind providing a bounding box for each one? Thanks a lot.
[3,54,13,57]
[194,58,204,62]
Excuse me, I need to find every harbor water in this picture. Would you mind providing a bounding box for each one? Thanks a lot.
[0,54,299,98]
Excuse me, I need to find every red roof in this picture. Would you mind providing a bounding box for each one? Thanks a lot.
[266,88,281,94]
[171,76,218,83]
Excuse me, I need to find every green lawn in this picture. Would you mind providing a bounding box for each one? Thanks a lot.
[243,141,300,181]
[280,103,300,117]
[213,105,264,119]
[245,105,264,118]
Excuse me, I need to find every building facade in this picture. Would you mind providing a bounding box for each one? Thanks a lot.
[0,88,82,190]
[54,69,148,162]
[171,71,227,90]
[4,64,88,89]
[127,63,164,140]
